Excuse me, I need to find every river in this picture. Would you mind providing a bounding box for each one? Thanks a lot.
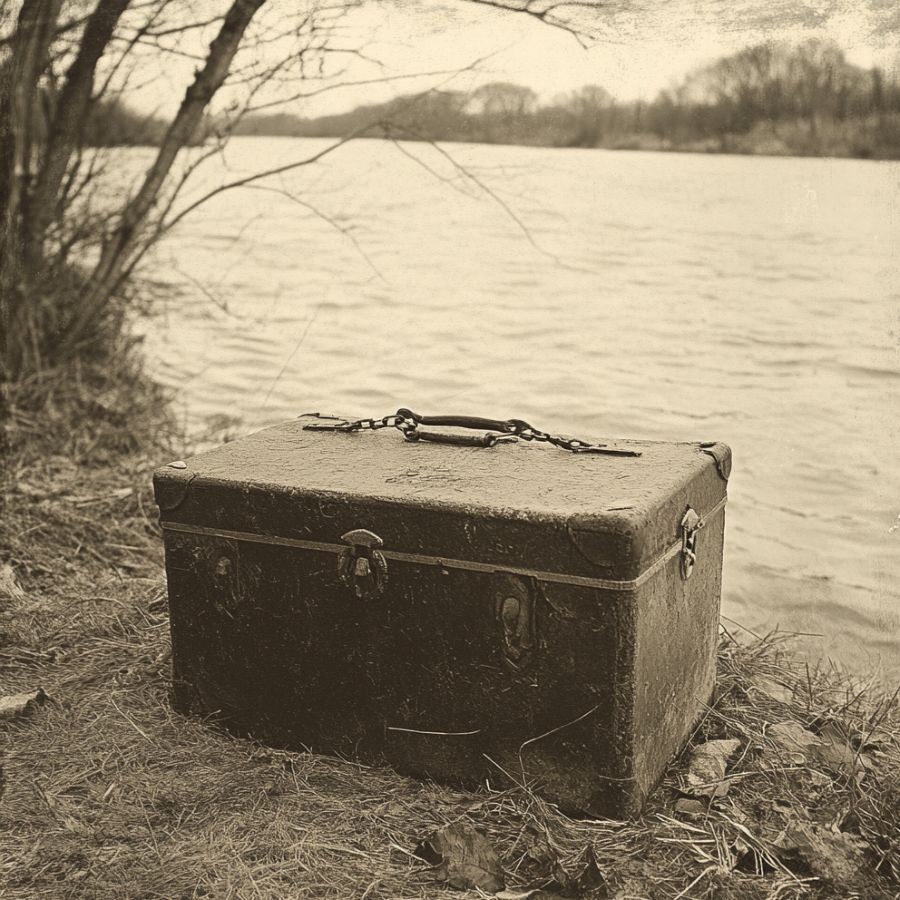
[139,137,900,678]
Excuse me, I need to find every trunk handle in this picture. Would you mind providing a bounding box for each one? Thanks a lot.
[302,409,642,457]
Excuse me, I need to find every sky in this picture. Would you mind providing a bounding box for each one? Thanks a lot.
[129,0,900,118]
[300,0,900,113]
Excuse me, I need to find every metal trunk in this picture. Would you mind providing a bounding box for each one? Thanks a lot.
[153,413,730,818]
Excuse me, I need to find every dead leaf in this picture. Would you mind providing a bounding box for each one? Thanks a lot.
[525,835,557,867]
[569,845,608,898]
[0,688,47,719]
[522,833,569,887]
[852,727,896,751]
[0,564,25,600]
[681,738,741,798]
[414,823,504,892]
[675,798,707,817]
[732,835,752,857]
[519,844,609,899]
[777,823,868,884]
[771,798,797,816]
[609,877,652,900]
[767,721,822,764]
[810,723,860,775]
[749,676,793,704]
[816,721,847,743]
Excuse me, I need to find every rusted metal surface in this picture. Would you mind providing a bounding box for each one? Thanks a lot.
[337,528,388,600]
[699,441,733,481]
[154,413,730,817]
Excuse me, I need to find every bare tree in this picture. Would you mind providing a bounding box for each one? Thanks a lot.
[2,0,276,379]
[565,84,612,146]
[787,39,846,137]
[1,0,598,387]
[469,81,537,142]
[471,81,537,118]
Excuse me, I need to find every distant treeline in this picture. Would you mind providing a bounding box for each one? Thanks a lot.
[235,39,900,160]
[85,99,170,146]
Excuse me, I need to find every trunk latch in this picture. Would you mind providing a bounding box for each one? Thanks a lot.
[680,508,704,580]
[338,529,388,599]
[495,575,535,670]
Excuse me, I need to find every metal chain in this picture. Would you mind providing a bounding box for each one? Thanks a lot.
[504,419,599,453]
[332,415,402,432]
[305,410,640,457]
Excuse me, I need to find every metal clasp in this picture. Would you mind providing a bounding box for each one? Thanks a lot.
[338,529,389,599]
[680,508,704,580]
[495,576,535,670]
[303,416,353,431]
[699,441,732,481]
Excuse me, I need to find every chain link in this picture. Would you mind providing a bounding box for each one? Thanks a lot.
[502,419,637,454]
[332,414,401,432]
[306,410,641,457]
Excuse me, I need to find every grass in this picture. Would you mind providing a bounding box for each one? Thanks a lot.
[1,376,898,899]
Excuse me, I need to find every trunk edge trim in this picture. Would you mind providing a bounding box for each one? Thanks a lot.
[160,496,726,593]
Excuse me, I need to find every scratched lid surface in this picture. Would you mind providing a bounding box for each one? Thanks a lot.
[153,414,729,579]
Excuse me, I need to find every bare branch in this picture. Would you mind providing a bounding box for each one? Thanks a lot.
[1,0,64,296]
[160,124,371,235]
[244,68,473,114]
[23,0,131,271]
[390,125,589,272]
[74,0,270,343]
[160,46,509,234]
[388,138,476,199]
[453,0,602,46]
[171,263,234,315]
[94,0,175,102]
[110,33,209,61]
[261,302,322,405]
[244,183,386,283]
[140,13,226,39]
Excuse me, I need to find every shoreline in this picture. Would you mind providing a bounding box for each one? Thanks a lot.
[230,116,900,163]
[1,378,898,898]
[104,131,900,163]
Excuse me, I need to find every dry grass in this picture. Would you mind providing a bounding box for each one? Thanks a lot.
[1,395,898,899]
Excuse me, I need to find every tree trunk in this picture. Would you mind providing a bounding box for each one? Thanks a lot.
[0,0,63,378]
[67,0,267,354]
[22,0,131,275]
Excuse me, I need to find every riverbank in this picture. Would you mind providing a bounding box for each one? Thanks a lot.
[237,113,900,162]
[587,115,900,160]
[1,373,898,899]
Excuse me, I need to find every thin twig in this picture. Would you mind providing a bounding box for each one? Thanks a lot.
[109,696,154,743]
